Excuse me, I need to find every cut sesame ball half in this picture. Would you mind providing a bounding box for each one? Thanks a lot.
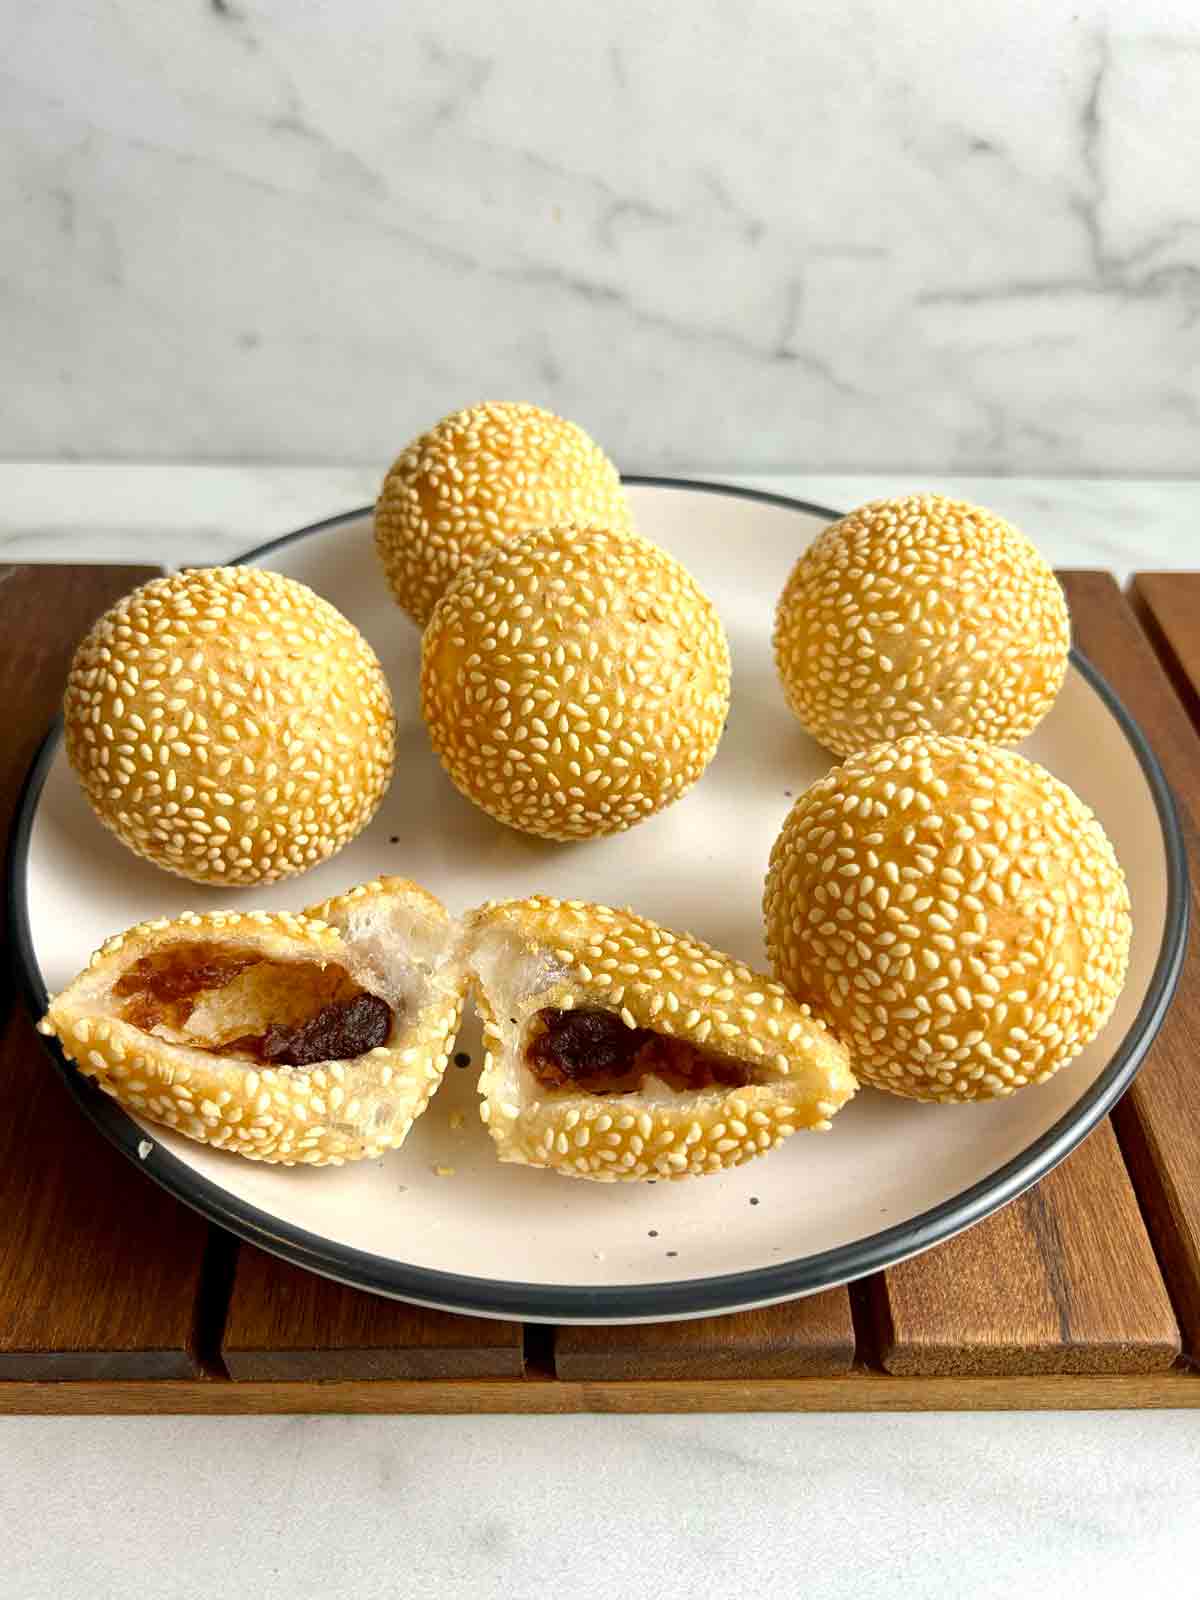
[375,401,632,626]
[464,897,857,1182]
[39,879,466,1166]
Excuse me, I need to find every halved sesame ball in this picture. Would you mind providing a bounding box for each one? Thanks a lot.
[39,879,467,1165]
[375,401,632,626]
[64,567,395,886]
[773,494,1070,757]
[763,735,1132,1103]
[466,896,857,1181]
[420,524,731,841]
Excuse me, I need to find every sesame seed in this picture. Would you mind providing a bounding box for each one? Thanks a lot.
[472,895,857,1180]
[764,733,1131,1104]
[773,495,1070,756]
[63,567,395,886]
[421,523,731,841]
[42,879,464,1168]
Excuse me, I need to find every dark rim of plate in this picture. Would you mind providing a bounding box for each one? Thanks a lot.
[7,477,1190,1323]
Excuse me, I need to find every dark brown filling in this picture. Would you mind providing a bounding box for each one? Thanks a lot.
[113,942,395,1067]
[526,1007,754,1095]
[225,991,393,1068]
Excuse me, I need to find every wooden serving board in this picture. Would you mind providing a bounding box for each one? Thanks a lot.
[1,562,1196,1414]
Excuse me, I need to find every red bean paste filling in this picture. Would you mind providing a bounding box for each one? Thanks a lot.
[113,943,394,1068]
[224,992,392,1068]
[526,1007,754,1095]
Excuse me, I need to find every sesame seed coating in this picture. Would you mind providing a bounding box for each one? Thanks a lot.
[421,524,731,841]
[466,896,856,1180]
[763,735,1132,1103]
[375,401,632,626]
[63,567,396,886]
[773,494,1070,757]
[39,880,466,1165]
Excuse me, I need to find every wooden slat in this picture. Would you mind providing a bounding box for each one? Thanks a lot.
[0,1369,1197,1416]
[2,558,1197,1403]
[1076,568,1200,1361]
[875,1122,1179,1375]
[0,1012,214,1379]
[867,571,1196,1376]
[222,1244,525,1380]
[0,564,216,1380]
[555,1289,855,1380]
[0,563,159,1018]
[1131,572,1200,730]
[870,573,1191,1377]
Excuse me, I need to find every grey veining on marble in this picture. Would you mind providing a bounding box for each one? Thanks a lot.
[2,1411,1198,1600]
[1,465,1197,580]
[3,0,1199,472]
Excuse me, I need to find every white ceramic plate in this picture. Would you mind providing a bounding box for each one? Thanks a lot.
[11,481,1187,1323]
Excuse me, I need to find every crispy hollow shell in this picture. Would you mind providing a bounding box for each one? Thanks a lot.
[39,878,465,1166]
[465,896,857,1182]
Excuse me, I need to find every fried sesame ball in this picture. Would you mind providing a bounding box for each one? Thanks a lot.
[375,401,632,626]
[466,896,856,1180]
[763,735,1131,1103]
[773,494,1070,757]
[64,567,395,886]
[39,879,466,1165]
[421,524,731,841]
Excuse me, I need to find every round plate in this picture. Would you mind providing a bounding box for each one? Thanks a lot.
[9,480,1188,1323]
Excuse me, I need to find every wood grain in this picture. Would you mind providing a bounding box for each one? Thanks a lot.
[1082,569,1200,1361]
[555,1289,856,1380]
[0,564,217,1380]
[1130,573,1200,732]
[0,1369,1195,1415]
[2,559,1198,1406]
[0,1007,214,1379]
[223,1244,525,1380]
[875,1121,1179,1375]
[0,564,158,1019]
[866,573,1197,1376]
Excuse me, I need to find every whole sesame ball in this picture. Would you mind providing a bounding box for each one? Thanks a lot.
[421,523,731,841]
[763,736,1132,1103]
[64,567,395,886]
[375,401,632,626]
[773,494,1070,757]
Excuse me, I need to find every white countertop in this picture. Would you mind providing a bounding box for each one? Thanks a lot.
[3,465,1198,1597]
[2,462,1199,573]
[3,1411,1198,1599]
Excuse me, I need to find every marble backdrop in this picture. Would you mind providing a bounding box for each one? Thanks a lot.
[4,0,1199,472]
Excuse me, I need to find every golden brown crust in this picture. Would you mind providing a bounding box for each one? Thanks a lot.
[63,567,395,886]
[773,494,1070,757]
[39,882,465,1165]
[466,896,857,1181]
[763,735,1132,1102]
[421,524,731,841]
[302,874,454,939]
[374,401,631,626]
